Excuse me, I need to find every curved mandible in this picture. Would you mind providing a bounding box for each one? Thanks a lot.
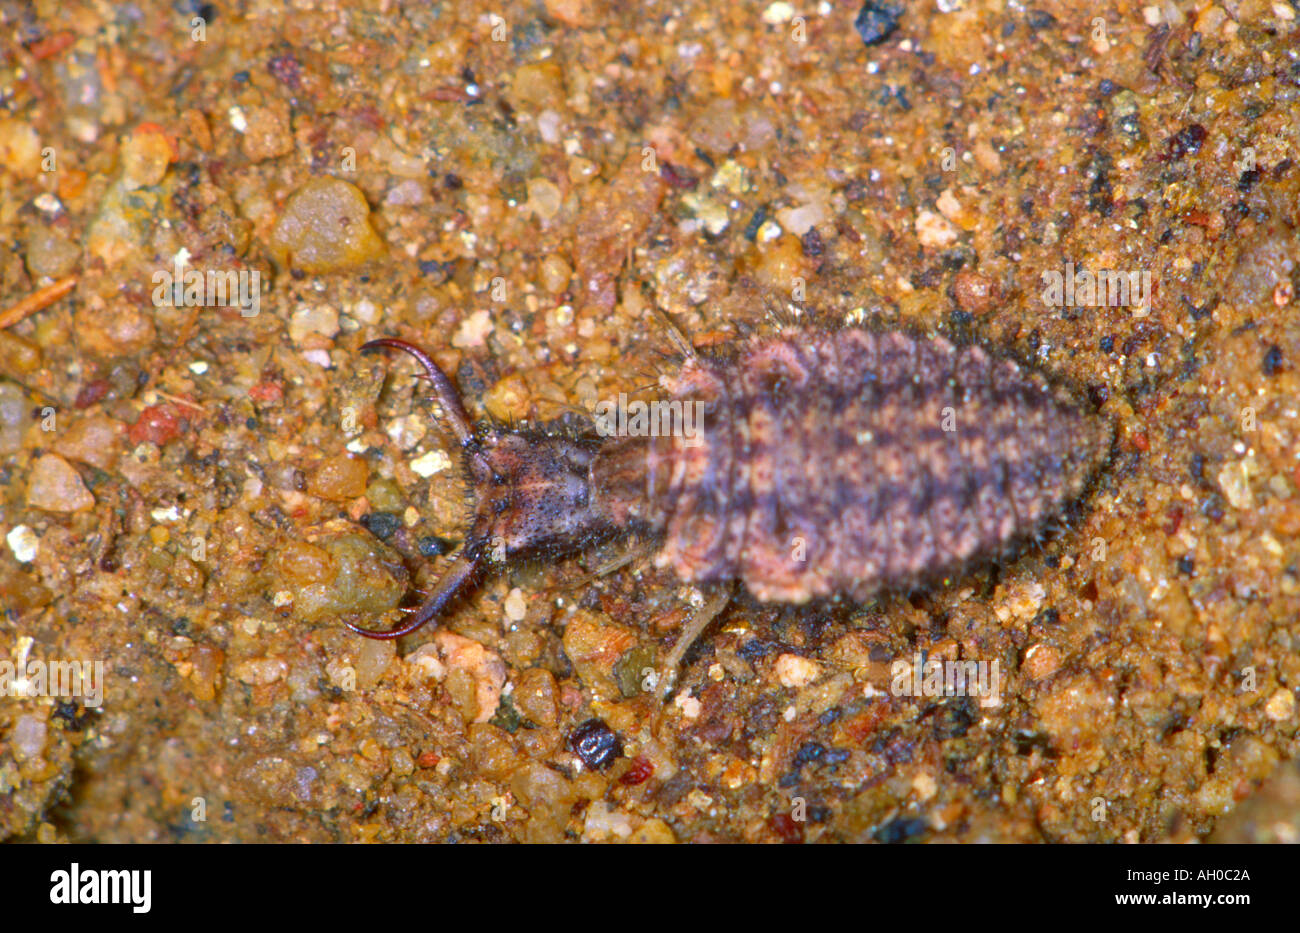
[345,551,482,640]
[361,338,477,449]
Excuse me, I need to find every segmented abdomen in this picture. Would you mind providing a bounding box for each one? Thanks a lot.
[647,328,1112,603]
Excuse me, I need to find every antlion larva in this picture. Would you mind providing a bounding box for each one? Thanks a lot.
[347,329,1113,681]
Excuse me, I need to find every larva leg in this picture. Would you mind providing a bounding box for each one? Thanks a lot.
[584,538,653,579]
[659,585,732,699]
[548,541,654,594]
[650,305,696,358]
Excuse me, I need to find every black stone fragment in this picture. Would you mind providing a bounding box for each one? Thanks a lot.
[418,535,456,557]
[874,817,928,843]
[1168,123,1207,159]
[362,511,401,541]
[854,1,902,46]
[793,741,826,768]
[568,718,623,770]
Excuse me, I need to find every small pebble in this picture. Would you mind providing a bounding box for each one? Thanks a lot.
[0,382,28,454]
[24,223,81,279]
[289,305,340,343]
[582,801,635,840]
[513,669,558,727]
[854,1,903,46]
[239,104,294,162]
[1167,123,1207,160]
[748,233,811,292]
[483,371,532,423]
[120,123,175,190]
[435,631,507,723]
[233,657,289,686]
[503,587,527,622]
[953,270,999,315]
[1022,643,1061,680]
[525,178,562,221]
[26,453,95,512]
[1217,459,1256,510]
[355,637,395,688]
[674,694,702,719]
[309,453,369,500]
[452,309,493,349]
[417,535,455,557]
[384,414,427,450]
[544,0,594,27]
[13,714,47,760]
[384,179,427,206]
[410,449,451,477]
[540,255,572,293]
[0,331,41,376]
[1265,688,1295,722]
[793,741,826,767]
[276,542,333,584]
[775,653,821,688]
[128,404,182,446]
[352,298,381,324]
[569,718,623,770]
[53,414,125,470]
[269,177,385,273]
[6,524,38,562]
[775,202,827,237]
[762,2,796,24]
[916,209,958,248]
[362,511,400,540]
[0,118,42,176]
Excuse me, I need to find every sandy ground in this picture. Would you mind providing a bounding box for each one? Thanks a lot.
[1,0,1298,842]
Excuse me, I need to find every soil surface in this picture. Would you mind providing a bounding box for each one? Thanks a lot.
[1,0,1298,842]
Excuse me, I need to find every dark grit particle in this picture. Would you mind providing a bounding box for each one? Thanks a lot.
[417,534,455,557]
[1262,344,1283,376]
[568,718,623,770]
[362,511,401,540]
[611,328,1114,604]
[853,2,903,46]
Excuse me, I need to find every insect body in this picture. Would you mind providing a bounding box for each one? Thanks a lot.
[349,330,1112,672]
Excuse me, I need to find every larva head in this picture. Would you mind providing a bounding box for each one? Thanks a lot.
[463,428,611,564]
[347,338,616,640]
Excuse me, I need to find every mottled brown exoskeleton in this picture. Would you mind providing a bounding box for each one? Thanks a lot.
[350,329,1113,693]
